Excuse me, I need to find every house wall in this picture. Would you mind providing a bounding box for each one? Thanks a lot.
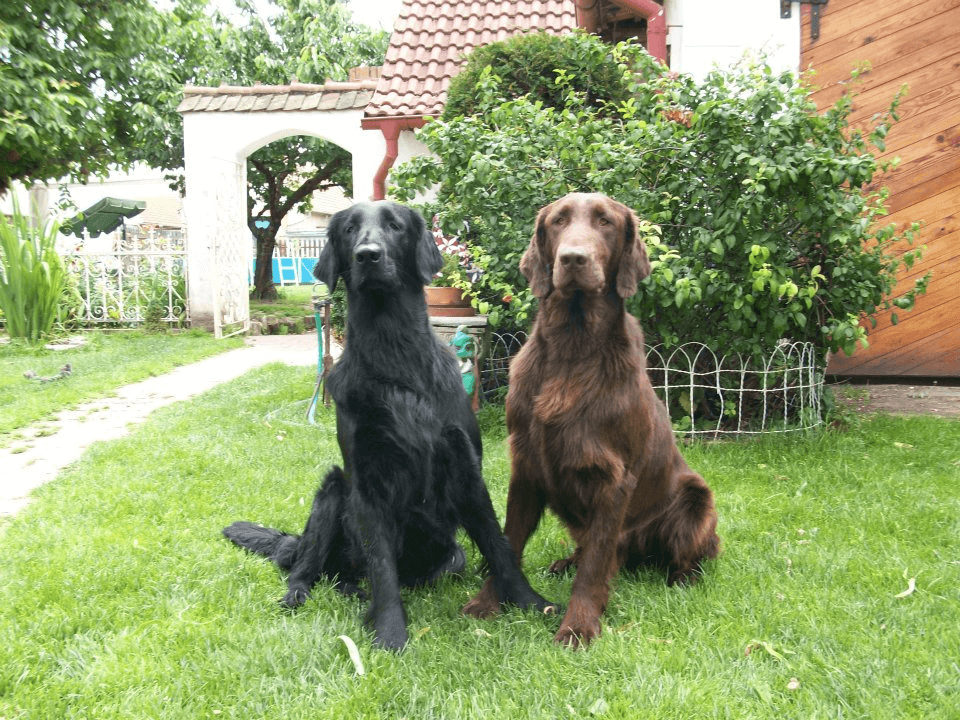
[804,0,960,378]
[3,166,180,227]
[664,0,801,79]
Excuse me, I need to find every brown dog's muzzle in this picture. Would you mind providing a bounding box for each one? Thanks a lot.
[553,235,606,294]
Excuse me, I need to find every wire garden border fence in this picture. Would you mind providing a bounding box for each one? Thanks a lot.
[481,334,824,438]
[64,230,188,327]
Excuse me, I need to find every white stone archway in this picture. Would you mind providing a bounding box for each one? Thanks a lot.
[178,81,383,336]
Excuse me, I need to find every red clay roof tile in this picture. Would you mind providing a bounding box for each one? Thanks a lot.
[363,0,580,121]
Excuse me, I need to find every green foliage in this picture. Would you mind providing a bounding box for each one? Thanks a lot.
[0,0,172,191]
[443,30,652,120]
[0,198,67,343]
[392,50,928,363]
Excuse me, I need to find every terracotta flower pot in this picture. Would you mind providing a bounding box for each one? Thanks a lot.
[424,286,476,317]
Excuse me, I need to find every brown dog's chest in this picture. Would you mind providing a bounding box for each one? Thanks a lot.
[512,351,642,476]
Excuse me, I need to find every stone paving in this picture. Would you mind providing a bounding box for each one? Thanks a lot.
[1,333,331,517]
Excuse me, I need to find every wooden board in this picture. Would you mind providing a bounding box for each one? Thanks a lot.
[807,0,960,377]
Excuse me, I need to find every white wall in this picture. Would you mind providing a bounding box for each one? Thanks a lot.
[2,166,180,223]
[665,0,801,80]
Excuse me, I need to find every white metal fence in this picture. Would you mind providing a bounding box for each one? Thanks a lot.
[482,334,824,437]
[64,229,189,326]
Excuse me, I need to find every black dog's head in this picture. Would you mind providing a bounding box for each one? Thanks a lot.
[313,201,442,294]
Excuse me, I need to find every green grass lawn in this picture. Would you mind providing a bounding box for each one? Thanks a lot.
[0,330,243,443]
[249,285,316,320]
[1,364,958,719]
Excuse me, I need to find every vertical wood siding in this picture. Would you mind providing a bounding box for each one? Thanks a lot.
[802,0,960,377]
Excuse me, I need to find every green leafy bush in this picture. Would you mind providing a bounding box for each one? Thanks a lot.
[443,30,650,120]
[391,46,928,365]
[0,198,67,343]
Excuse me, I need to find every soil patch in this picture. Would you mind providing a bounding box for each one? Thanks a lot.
[829,382,960,418]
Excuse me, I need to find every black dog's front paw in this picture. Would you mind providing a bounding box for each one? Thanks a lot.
[522,593,562,617]
[496,579,562,616]
[280,585,310,608]
[335,580,368,601]
[365,605,408,651]
[372,624,408,652]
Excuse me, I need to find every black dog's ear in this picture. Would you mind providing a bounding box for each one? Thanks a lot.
[314,208,346,291]
[520,203,553,298]
[412,207,443,285]
[615,204,652,298]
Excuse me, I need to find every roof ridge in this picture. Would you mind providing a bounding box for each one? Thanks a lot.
[183,80,380,96]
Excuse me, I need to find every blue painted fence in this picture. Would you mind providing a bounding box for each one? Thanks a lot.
[250,257,320,286]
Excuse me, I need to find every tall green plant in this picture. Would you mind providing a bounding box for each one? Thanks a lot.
[0,198,67,343]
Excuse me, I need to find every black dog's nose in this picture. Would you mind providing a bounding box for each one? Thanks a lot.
[354,244,382,265]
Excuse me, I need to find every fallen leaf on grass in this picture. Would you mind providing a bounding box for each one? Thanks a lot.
[646,636,674,645]
[893,442,914,449]
[745,640,794,664]
[337,635,365,676]
[588,698,609,716]
[894,577,916,599]
[749,680,773,703]
[474,628,491,638]
[786,677,800,691]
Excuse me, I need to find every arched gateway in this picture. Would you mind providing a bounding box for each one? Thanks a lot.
[177,80,383,336]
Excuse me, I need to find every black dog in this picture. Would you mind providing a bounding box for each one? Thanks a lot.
[224,201,555,650]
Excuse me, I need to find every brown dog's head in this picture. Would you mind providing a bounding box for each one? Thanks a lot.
[520,193,651,299]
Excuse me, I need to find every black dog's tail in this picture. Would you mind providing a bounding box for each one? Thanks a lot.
[222,522,300,570]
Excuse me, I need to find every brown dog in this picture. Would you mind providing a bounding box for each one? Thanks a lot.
[463,193,720,648]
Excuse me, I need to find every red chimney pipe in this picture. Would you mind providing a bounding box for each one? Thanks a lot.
[575,0,668,64]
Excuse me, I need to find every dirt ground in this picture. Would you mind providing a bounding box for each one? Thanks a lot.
[828,381,960,418]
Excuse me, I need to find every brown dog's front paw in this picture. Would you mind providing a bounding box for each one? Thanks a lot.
[554,605,602,649]
[667,563,703,587]
[462,579,501,619]
[548,555,577,575]
[554,618,601,649]
[462,594,500,619]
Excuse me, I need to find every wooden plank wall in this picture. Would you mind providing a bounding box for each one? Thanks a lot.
[801,0,960,378]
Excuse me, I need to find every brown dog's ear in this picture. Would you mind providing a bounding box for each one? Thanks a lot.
[616,205,652,298]
[520,205,553,298]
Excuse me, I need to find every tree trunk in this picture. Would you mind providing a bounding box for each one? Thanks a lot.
[251,226,279,300]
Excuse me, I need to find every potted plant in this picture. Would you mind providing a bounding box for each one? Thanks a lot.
[425,217,476,317]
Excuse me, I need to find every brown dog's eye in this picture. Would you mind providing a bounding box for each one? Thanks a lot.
[597,216,610,226]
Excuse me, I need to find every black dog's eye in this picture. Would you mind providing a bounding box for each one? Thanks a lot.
[344,224,356,235]
[389,221,402,231]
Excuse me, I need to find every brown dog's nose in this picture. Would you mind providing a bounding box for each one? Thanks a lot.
[558,247,590,268]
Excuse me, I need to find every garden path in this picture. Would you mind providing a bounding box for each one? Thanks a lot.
[1,334,333,518]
